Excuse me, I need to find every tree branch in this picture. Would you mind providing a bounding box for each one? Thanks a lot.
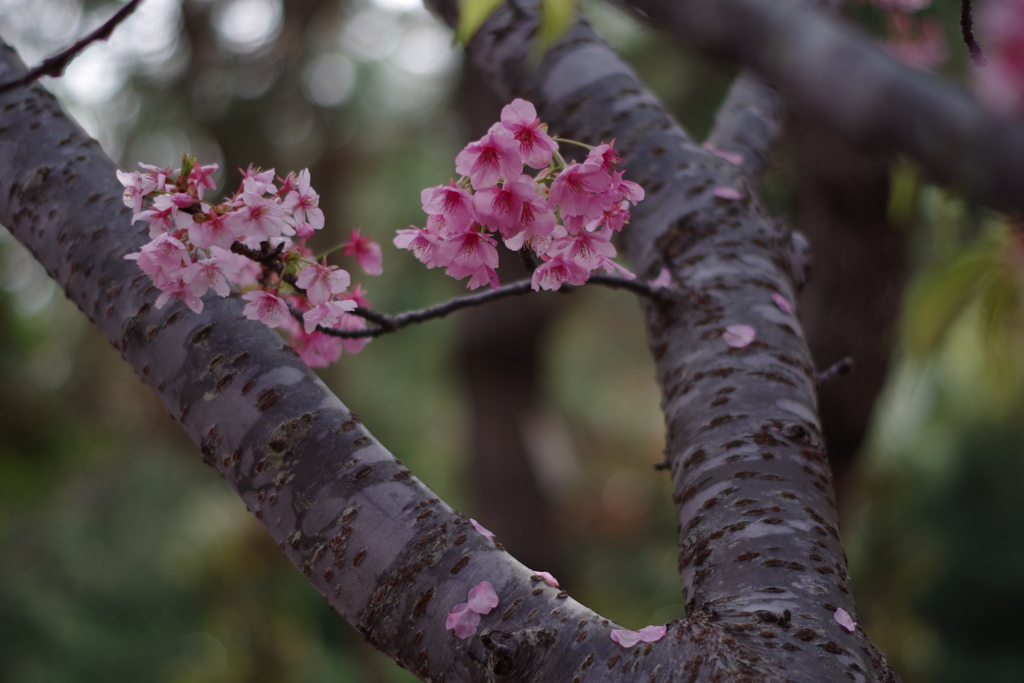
[618,0,1024,213]
[312,275,673,339]
[0,0,144,96]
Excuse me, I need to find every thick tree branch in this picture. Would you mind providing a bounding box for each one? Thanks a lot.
[618,0,1024,213]
[0,0,144,96]
[428,0,900,679]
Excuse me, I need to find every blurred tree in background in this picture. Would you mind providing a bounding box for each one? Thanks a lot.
[0,0,1022,681]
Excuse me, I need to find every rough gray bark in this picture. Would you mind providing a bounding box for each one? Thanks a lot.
[0,0,898,679]
[619,0,1024,213]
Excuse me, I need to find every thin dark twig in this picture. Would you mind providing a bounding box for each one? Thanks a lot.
[960,0,987,67]
[817,356,853,387]
[0,0,146,96]
[314,274,676,339]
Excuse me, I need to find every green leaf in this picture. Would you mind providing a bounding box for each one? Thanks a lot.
[457,0,504,46]
[902,239,999,355]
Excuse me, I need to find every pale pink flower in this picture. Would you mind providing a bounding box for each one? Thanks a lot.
[138,163,169,192]
[976,0,1024,113]
[605,171,644,206]
[533,571,559,588]
[225,193,292,248]
[499,99,558,168]
[124,249,173,290]
[340,282,371,309]
[302,299,359,334]
[591,254,636,280]
[421,182,477,235]
[834,608,857,632]
[293,330,343,367]
[470,518,495,542]
[342,228,383,276]
[189,163,219,199]
[501,195,557,252]
[473,174,541,236]
[446,602,482,639]
[550,226,617,270]
[394,225,443,269]
[336,312,370,354]
[439,231,500,289]
[455,125,522,189]
[227,253,262,286]
[183,247,239,298]
[723,324,756,348]
[548,161,613,217]
[295,263,351,306]
[467,581,499,614]
[116,170,151,219]
[240,165,277,195]
[772,292,793,314]
[143,232,190,268]
[188,207,235,250]
[242,290,291,328]
[531,254,590,291]
[155,279,204,314]
[586,141,622,174]
[281,169,325,230]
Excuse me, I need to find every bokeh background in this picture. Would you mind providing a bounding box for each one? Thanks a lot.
[0,0,1023,681]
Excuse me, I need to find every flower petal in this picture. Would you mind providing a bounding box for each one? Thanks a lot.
[470,518,495,543]
[467,581,499,615]
[637,625,667,643]
[610,629,642,648]
[772,292,793,314]
[533,571,559,588]
[834,608,857,633]
[723,324,756,348]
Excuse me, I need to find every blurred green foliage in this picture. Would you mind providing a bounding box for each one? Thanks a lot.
[0,1,1022,682]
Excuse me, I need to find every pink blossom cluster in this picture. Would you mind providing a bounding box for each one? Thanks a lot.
[119,156,382,367]
[446,581,499,639]
[395,99,643,292]
[977,0,1024,113]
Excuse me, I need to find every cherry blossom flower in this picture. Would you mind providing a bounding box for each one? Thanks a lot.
[605,171,644,206]
[586,141,622,174]
[439,230,499,290]
[550,226,617,271]
[531,255,590,292]
[772,292,793,314]
[422,181,477,235]
[342,228,383,276]
[470,518,495,542]
[548,161,612,217]
[282,169,325,230]
[337,313,371,354]
[183,247,239,298]
[834,608,857,632]
[116,170,152,219]
[394,225,443,269]
[455,125,522,189]
[473,174,538,236]
[296,263,351,306]
[155,278,204,314]
[240,165,276,195]
[501,196,557,252]
[723,324,756,348]
[293,330,342,367]
[189,163,219,199]
[225,193,292,247]
[302,299,359,334]
[242,290,291,328]
[533,571,559,588]
[499,99,558,168]
[188,207,235,250]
